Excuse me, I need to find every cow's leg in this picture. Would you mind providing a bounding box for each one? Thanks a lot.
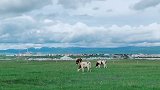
[96,62,99,68]
[77,65,81,72]
[104,64,106,68]
[87,66,89,72]
[89,67,92,72]
[77,69,80,72]
[98,65,100,68]
[105,64,107,68]
[82,68,84,72]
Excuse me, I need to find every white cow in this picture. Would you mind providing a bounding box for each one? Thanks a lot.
[96,60,107,68]
[77,61,91,72]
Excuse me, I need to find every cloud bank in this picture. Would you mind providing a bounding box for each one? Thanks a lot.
[132,0,160,10]
[0,14,160,49]
[0,0,52,16]
[0,0,160,49]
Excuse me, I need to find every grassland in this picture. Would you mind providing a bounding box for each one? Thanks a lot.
[0,59,160,90]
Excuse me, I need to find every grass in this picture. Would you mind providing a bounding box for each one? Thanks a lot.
[0,60,160,90]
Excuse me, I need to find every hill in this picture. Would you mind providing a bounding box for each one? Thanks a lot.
[0,46,160,54]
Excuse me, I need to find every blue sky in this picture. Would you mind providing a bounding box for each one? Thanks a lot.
[0,0,160,49]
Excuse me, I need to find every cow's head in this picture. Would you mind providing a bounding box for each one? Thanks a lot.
[76,58,82,64]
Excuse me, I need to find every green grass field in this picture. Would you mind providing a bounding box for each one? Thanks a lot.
[0,60,160,90]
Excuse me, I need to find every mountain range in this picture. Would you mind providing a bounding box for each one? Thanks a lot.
[0,46,160,54]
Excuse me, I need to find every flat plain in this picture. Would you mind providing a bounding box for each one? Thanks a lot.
[0,59,160,90]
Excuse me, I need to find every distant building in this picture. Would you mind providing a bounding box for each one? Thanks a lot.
[60,55,73,60]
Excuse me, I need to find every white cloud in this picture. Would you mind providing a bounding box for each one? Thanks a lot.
[0,0,52,16]
[131,42,160,47]
[57,0,107,9]
[69,0,137,17]
[25,0,160,26]
[0,0,160,49]
[0,15,160,49]
[57,0,92,9]
[132,0,160,10]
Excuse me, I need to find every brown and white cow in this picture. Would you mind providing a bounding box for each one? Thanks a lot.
[76,58,91,72]
[96,60,107,68]
[77,61,91,72]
